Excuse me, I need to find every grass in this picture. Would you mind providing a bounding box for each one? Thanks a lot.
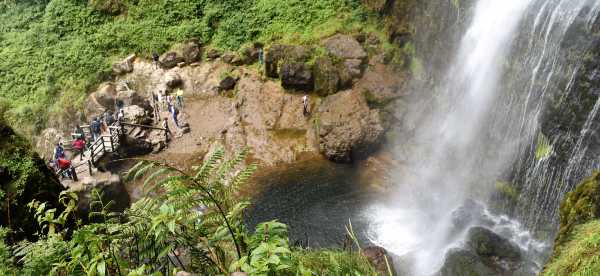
[291,249,378,275]
[542,219,600,276]
[0,0,373,137]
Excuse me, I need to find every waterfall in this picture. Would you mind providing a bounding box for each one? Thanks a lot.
[367,0,600,275]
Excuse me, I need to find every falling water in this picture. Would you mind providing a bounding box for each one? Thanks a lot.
[367,0,600,275]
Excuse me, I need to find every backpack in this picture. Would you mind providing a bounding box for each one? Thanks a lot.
[92,121,101,133]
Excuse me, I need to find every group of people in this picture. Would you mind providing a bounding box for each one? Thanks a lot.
[152,88,184,141]
[49,142,75,180]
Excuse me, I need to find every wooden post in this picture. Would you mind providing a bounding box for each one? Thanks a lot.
[71,167,78,182]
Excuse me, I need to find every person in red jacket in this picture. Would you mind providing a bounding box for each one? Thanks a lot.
[72,138,86,161]
[57,158,72,179]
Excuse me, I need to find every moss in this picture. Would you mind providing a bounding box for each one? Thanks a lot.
[554,171,600,255]
[535,133,553,161]
[542,219,600,275]
[291,249,378,275]
[495,181,520,203]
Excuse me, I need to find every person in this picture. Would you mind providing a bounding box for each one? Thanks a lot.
[152,52,160,69]
[117,109,125,123]
[162,117,173,143]
[166,93,174,107]
[258,47,264,65]
[56,157,72,179]
[169,104,180,128]
[53,142,65,161]
[175,88,184,108]
[302,94,309,116]
[74,125,85,141]
[157,91,165,111]
[104,111,115,127]
[72,137,86,161]
[90,117,102,141]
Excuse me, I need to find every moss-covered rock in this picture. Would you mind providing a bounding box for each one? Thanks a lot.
[0,121,65,241]
[555,171,600,248]
[542,219,600,275]
[313,56,340,96]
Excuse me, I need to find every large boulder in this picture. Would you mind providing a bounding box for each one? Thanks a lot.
[362,246,395,275]
[93,83,118,109]
[313,56,340,96]
[323,34,368,61]
[116,89,147,108]
[119,135,153,156]
[280,62,313,91]
[438,227,526,276]
[179,40,202,63]
[317,90,385,162]
[112,54,136,75]
[219,76,238,91]
[121,105,150,125]
[78,172,130,222]
[265,45,311,78]
[36,128,65,159]
[0,122,66,241]
[160,52,185,69]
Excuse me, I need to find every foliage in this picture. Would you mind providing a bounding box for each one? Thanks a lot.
[555,171,600,253]
[535,133,553,161]
[0,227,16,275]
[0,0,371,136]
[542,219,600,276]
[5,148,377,275]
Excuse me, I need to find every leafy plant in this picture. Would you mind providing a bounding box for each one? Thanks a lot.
[535,133,553,161]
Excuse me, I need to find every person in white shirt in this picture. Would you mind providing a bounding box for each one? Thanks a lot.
[302,94,309,116]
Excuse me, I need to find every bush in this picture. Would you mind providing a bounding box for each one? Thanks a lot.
[1,0,372,136]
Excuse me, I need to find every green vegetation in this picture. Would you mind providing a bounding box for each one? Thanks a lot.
[542,219,600,276]
[535,133,553,161]
[0,148,376,275]
[0,0,371,136]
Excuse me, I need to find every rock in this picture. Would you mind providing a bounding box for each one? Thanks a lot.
[362,246,394,275]
[78,173,130,222]
[323,34,368,61]
[36,128,65,158]
[219,76,238,91]
[116,89,147,108]
[466,227,522,263]
[317,90,385,162]
[1,122,66,241]
[121,105,149,125]
[120,135,153,156]
[390,31,411,48]
[180,40,202,63]
[159,71,183,91]
[112,54,135,75]
[439,248,497,276]
[450,199,488,235]
[439,226,525,276]
[221,52,237,64]
[265,44,311,78]
[363,0,389,13]
[93,83,118,109]
[206,48,222,59]
[240,45,260,64]
[344,59,364,78]
[230,273,248,276]
[160,52,185,69]
[313,56,340,96]
[280,62,313,91]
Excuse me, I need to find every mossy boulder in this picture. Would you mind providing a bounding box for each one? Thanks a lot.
[0,121,65,240]
[542,219,600,275]
[555,171,600,248]
[313,56,340,96]
[265,45,311,78]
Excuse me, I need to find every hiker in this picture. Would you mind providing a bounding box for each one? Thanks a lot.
[117,109,125,123]
[152,52,160,69]
[53,142,65,161]
[56,157,73,179]
[115,99,124,114]
[104,110,115,127]
[74,125,85,141]
[175,88,184,108]
[166,93,174,107]
[162,117,173,143]
[258,47,264,65]
[91,117,102,141]
[169,104,180,128]
[302,94,309,116]
[72,137,86,161]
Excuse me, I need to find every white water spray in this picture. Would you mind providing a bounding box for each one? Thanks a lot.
[366,0,541,275]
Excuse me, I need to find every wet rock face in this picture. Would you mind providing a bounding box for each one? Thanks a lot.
[317,90,385,162]
[265,44,311,78]
[362,246,395,275]
[439,226,527,276]
[280,62,313,91]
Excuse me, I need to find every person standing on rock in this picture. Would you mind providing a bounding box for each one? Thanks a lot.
[152,52,160,69]
[169,104,180,128]
[166,93,174,108]
[302,94,310,116]
[175,88,184,109]
[117,109,125,123]
[162,117,173,143]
